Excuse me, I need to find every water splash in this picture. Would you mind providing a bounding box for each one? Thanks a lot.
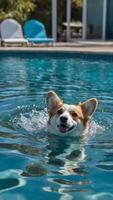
[13,106,48,133]
[89,120,105,136]
[13,105,104,136]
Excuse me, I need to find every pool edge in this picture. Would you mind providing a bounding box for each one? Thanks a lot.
[0,46,113,56]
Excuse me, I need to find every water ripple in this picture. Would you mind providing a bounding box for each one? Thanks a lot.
[0,54,113,199]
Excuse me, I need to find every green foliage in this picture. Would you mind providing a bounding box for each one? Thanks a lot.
[30,0,51,34]
[0,0,36,24]
[31,0,83,35]
[0,0,83,36]
[72,0,83,22]
[72,0,83,7]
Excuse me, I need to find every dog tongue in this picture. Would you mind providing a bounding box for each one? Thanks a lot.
[59,125,67,133]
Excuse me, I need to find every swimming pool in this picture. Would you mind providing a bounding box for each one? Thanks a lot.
[0,51,113,200]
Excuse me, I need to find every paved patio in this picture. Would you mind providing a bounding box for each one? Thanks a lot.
[0,41,113,54]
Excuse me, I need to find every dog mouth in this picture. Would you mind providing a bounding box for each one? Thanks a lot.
[57,124,75,133]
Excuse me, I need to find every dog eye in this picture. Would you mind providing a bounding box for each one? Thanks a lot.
[57,108,64,115]
[70,111,77,118]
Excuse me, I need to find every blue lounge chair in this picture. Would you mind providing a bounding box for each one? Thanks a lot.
[23,20,54,44]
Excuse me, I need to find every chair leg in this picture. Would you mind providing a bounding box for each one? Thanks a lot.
[1,41,4,47]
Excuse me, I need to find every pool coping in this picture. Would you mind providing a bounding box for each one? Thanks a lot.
[0,42,113,55]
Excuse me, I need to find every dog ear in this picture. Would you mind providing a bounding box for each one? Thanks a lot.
[46,91,63,114]
[80,98,98,119]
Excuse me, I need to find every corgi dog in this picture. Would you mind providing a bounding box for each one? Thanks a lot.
[45,91,98,178]
[46,91,98,136]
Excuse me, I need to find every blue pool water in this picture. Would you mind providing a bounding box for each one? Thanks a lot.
[0,52,113,200]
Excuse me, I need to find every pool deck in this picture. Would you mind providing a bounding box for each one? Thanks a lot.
[0,41,113,54]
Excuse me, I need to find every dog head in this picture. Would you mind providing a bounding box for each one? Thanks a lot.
[46,91,98,135]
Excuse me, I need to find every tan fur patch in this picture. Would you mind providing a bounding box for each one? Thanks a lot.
[48,105,64,124]
[74,106,88,127]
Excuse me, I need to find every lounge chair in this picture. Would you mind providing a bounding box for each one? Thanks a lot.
[23,20,54,45]
[0,19,28,47]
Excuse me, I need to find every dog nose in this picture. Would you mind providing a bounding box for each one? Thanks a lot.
[60,116,68,123]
